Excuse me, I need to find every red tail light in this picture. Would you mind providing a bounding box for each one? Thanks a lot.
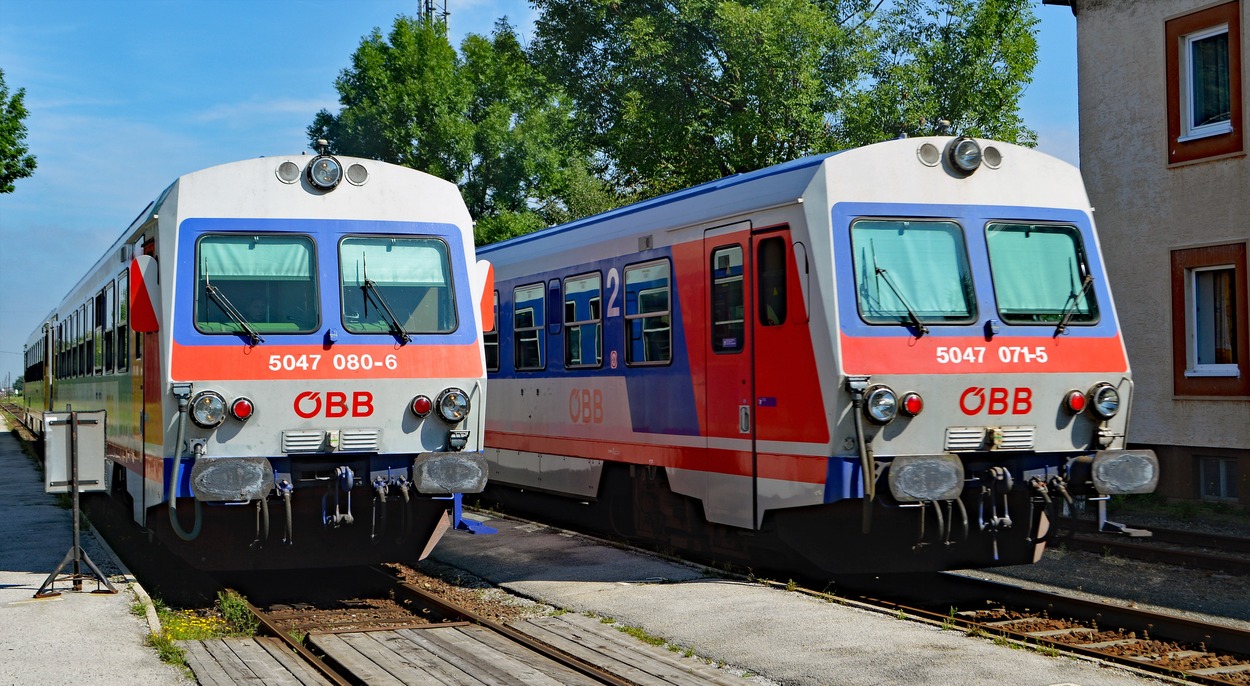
[1065,390,1086,414]
[230,397,255,421]
[411,395,432,417]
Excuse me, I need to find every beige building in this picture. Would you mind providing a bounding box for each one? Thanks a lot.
[1048,0,1248,504]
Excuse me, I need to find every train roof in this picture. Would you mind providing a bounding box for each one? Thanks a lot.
[477,150,841,256]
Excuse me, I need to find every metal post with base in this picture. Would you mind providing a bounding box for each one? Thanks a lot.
[34,406,117,598]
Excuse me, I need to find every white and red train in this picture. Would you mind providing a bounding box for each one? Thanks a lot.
[22,149,493,570]
[478,136,1159,576]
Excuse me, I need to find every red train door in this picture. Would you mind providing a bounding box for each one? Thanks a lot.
[704,224,814,531]
[703,223,757,529]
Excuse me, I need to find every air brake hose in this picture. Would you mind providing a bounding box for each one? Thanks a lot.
[169,396,203,541]
[848,382,876,534]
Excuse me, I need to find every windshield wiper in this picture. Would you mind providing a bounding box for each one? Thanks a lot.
[1054,274,1094,337]
[205,281,264,346]
[359,257,410,345]
[875,266,929,337]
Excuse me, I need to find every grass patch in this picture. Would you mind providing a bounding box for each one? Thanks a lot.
[617,624,667,647]
[145,590,260,670]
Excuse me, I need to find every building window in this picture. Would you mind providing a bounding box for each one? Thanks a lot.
[1200,456,1240,501]
[1166,1,1243,164]
[1171,243,1249,396]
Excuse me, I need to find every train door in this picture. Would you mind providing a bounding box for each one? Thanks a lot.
[703,223,757,529]
[704,224,810,530]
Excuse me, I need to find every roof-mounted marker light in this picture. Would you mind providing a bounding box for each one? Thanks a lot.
[947,137,983,174]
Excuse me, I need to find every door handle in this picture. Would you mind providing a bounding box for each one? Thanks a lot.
[739,404,751,434]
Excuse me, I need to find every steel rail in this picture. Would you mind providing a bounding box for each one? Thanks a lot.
[370,566,636,686]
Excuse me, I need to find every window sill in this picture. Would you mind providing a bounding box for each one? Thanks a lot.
[1184,366,1241,378]
[1178,123,1235,143]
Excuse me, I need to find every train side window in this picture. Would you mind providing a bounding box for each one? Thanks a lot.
[985,223,1098,326]
[625,259,671,365]
[81,303,91,376]
[514,283,546,370]
[757,238,787,326]
[484,291,500,372]
[711,246,744,353]
[93,291,106,375]
[116,271,129,372]
[102,282,115,374]
[564,272,603,368]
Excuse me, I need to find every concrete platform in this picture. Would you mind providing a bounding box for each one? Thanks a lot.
[431,513,1168,686]
[0,431,186,685]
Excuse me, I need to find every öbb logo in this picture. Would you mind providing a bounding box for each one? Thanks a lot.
[294,391,375,418]
[959,387,1032,416]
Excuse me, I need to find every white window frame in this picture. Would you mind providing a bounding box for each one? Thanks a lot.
[1184,264,1240,378]
[1179,23,1234,142]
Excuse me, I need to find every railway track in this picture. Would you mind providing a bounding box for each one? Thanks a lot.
[180,565,743,685]
[1054,517,1250,576]
[804,572,1250,685]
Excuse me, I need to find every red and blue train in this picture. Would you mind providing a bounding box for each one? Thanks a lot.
[477,136,1159,576]
[22,148,493,570]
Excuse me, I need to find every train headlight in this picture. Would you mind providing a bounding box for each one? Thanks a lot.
[190,391,227,428]
[947,137,982,174]
[411,395,433,418]
[1087,383,1120,419]
[230,397,255,421]
[888,454,965,502]
[864,385,898,424]
[435,388,470,423]
[307,154,342,191]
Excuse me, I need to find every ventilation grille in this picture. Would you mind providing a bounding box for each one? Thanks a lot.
[282,430,326,453]
[339,429,380,453]
[945,426,1035,452]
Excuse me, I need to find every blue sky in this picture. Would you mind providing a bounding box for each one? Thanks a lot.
[0,0,1077,384]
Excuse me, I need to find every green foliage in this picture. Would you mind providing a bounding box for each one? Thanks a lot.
[311,17,622,245]
[840,0,1038,145]
[0,68,37,193]
[315,2,1039,240]
[216,590,260,637]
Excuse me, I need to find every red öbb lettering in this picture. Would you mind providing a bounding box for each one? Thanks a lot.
[292,390,375,418]
[960,387,1033,416]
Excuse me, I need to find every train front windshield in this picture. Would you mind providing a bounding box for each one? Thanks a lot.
[195,234,319,334]
[339,236,458,335]
[850,219,976,326]
[849,219,1099,329]
[985,223,1098,324]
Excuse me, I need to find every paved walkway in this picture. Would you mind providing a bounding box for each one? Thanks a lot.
[431,513,1167,686]
[0,429,186,685]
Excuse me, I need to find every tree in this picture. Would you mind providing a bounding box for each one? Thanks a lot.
[533,0,868,195]
[0,68,37,194]
[309,17,472,182]
[311,17,620,245]
[839,0,1038,145]
[532,0,1038,196]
